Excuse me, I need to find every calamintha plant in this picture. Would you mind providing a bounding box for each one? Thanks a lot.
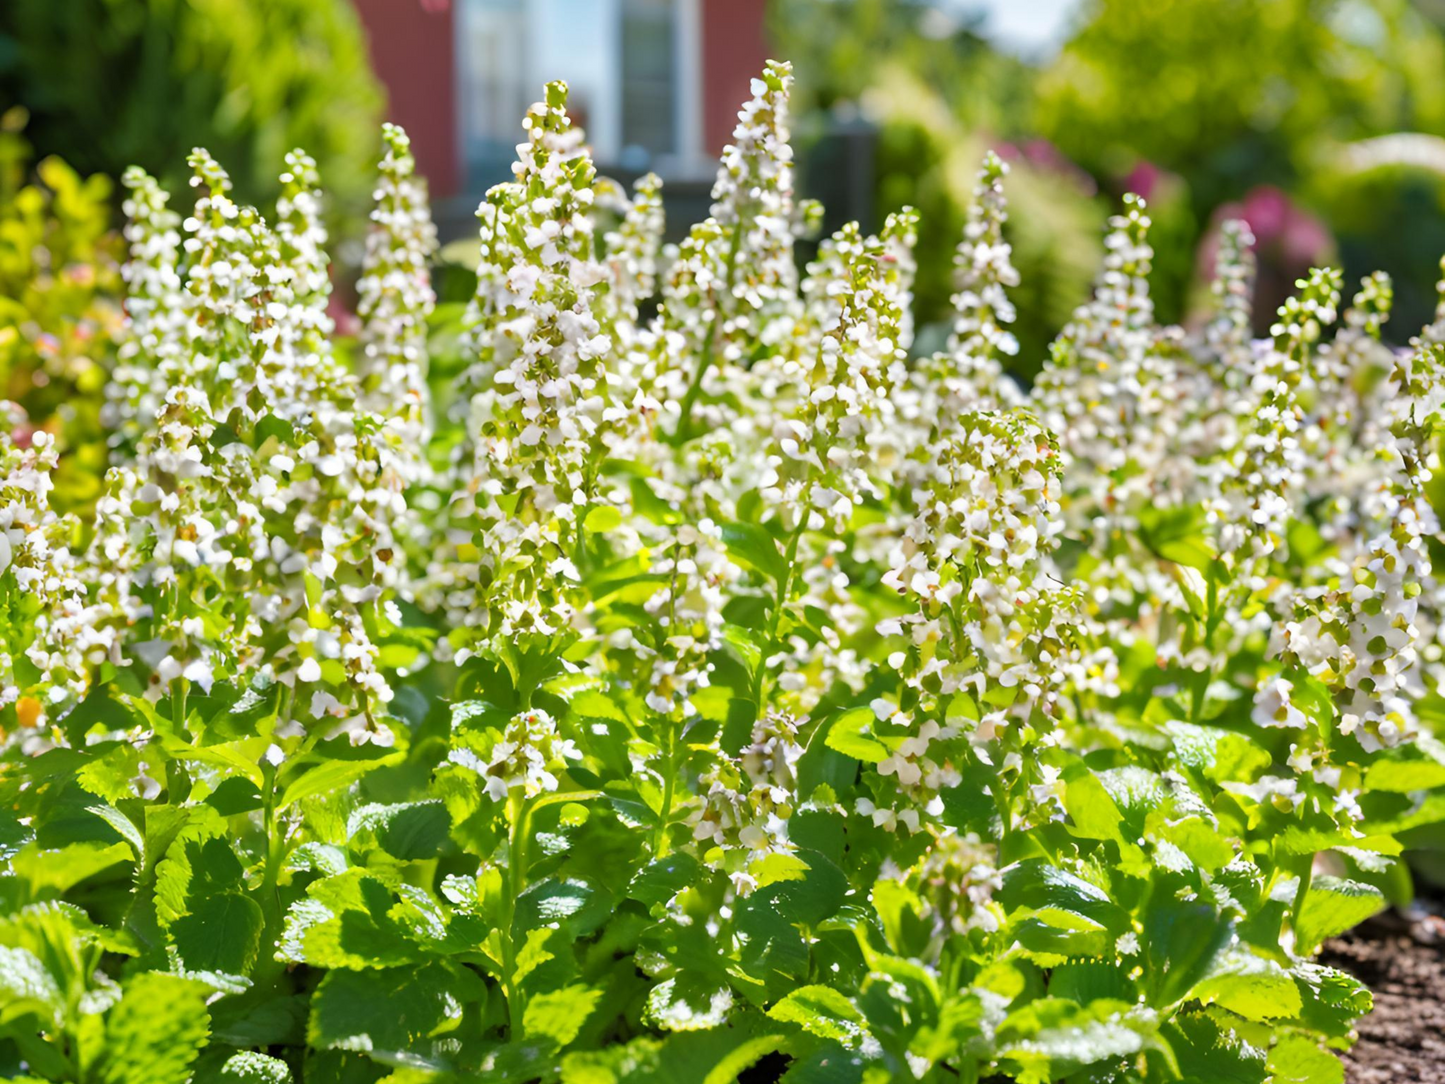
[7,61,1445,1084]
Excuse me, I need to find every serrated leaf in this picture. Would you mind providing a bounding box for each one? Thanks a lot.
[170,892,263,977]
[1191,951,1301,1021]
[308,963,466,1059]
[766,985,870,1048]
[1267,1034,1343,1084]
[646,976,735,1032]
[95,973,210,1084]
[628,853,701,906]
[1294,877,1384,955]
[0,945,63,1027]
[524,983,603,1046]
[1160,1013,1266,1084]
[346,801,451,860]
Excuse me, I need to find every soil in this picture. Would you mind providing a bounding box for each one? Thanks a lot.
[1322,910,1445,1083]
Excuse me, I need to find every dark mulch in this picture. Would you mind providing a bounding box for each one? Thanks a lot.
[1322,910,1445,1083]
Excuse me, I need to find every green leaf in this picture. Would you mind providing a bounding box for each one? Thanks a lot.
[83,805,142,863]
[278,744,403,807]
[628,853,701,907]
[308,963,468,1059]
[721,521,788,584]
[1363,738,1445,792]
[824,707,887,763]
[1160,1013,1266,1084]
[1294,877,1384,955]
[95,973,210,1084]
[1165,721,1271,785]
[170,892,264,977]
[583,504,624,533]
[1138,503,1216,571]
[0,945,62,1027]
[997,998,1154,1083]
[278,871,422,969]
[1191,951,1302,1021]
[646,976,735,1032]
[766,985,870,1048]
[524,983,603,1046]
[346,801,451,860]
[1267,1034,1343,1084]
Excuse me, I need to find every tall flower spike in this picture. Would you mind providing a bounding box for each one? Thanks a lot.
[276,149,340,402]
[0,408,98,726]
[1035,192,1158,469]
[670,61,801,440]
[948,153,1021,371]
[761,222,908,533]
[1274,342,1444,752]
[882,204,921,352]
[444,82,611,659]
[469,80,610,518]
[107,167,185,456]
[1202,218,1256,377]
[709,60,798,316]
[183,149,257,393]
[358,123,437,458]
[1211,267,1342,568]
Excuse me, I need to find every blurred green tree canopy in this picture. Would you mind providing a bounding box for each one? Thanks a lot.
[0,0,383,228]
[774,0,1445,353]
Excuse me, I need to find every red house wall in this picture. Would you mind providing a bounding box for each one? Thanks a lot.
[701,0,771,155]
[351,0,460,198]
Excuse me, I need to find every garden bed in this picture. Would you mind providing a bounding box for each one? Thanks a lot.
[1324,909,1445,1083]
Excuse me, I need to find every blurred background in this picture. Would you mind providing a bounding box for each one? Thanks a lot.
[8,0,1445,396]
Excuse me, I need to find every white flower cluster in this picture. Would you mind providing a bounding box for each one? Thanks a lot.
[15,59,1445,899]
[690,710,806,891]
[449,707,582,802]
[106,167,185,456]
[0,411,110,725]
[920,150,1022,420]
[358,124,438,461]
[19,135,430,746]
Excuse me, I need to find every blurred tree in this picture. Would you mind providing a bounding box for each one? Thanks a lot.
[1036,0,1445,334]
[0,0,383,232]
[771,0,1103,376]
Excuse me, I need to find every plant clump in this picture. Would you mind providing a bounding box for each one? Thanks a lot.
[7,60,1445,1084]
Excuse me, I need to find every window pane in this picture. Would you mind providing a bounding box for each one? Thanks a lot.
[458,0,527,187]
[620,0,676,162]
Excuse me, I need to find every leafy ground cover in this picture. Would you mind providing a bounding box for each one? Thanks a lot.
[6,60,1445,1083]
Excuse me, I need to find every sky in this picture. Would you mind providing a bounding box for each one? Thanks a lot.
[954,0,1085,57]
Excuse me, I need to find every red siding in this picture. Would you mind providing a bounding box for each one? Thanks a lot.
[351,0,459,198]
[701,0,770,156]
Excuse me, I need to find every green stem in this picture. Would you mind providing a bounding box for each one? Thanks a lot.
[1292,856,1314,930]
[501,792,532,1037]
[749,516,809,710]
[674,224,745,444]
[654,719,677,858]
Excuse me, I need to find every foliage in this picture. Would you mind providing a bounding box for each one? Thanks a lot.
[1034,0,1445,332]
[0,0,383,232]
[8,60,1445,1084]
[0,109,122,512]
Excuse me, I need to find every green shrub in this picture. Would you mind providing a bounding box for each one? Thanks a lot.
[0,0,383,230]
